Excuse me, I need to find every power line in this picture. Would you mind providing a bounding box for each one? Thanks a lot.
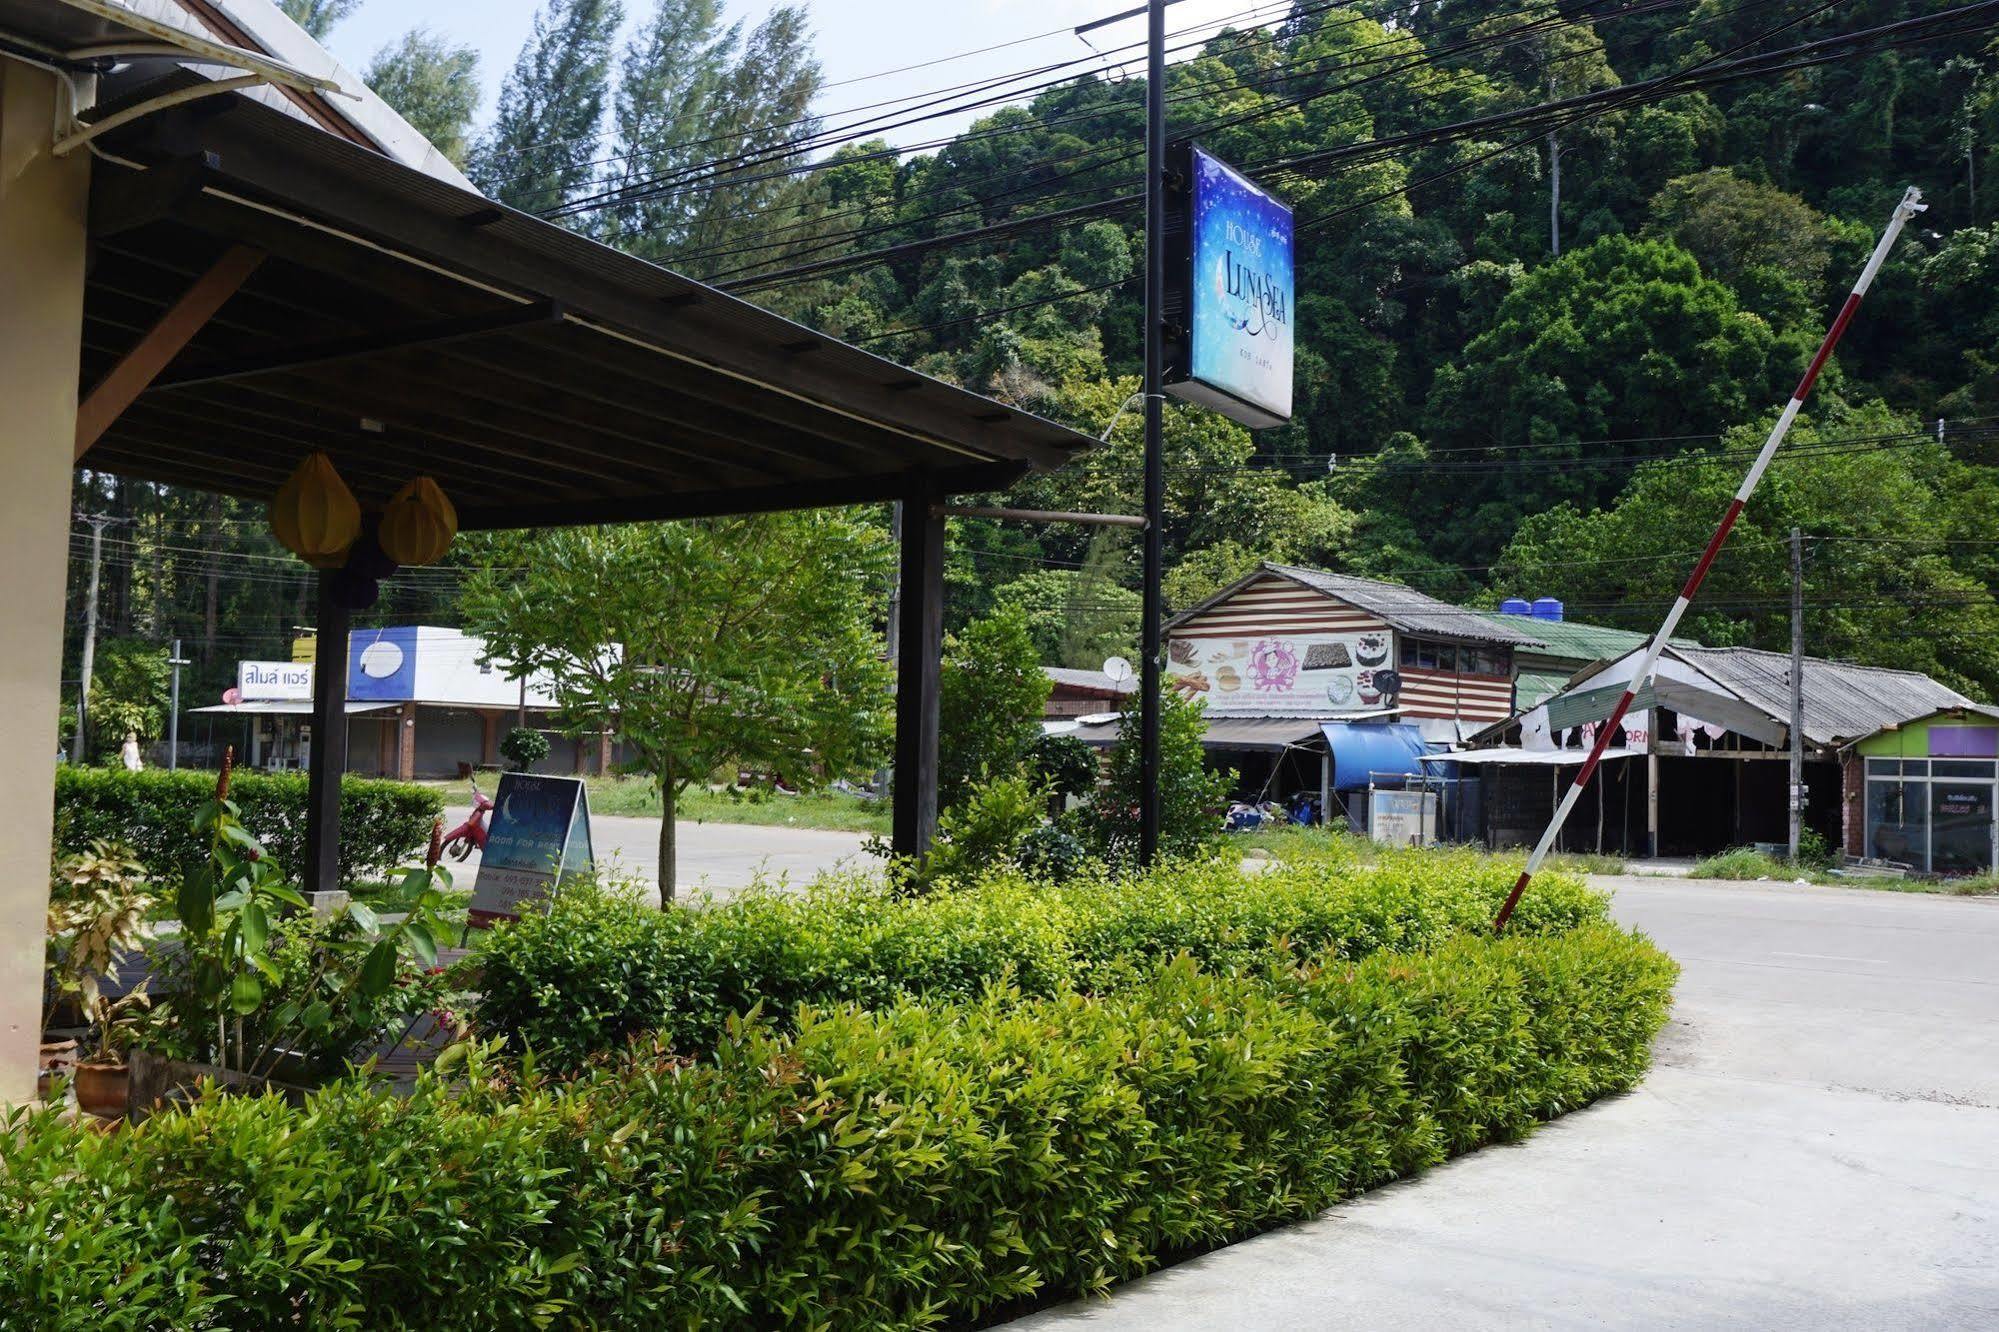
[807,2,1996,345]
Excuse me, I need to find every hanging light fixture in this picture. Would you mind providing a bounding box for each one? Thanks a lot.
[376,476,459,567]
[268,452,361,567]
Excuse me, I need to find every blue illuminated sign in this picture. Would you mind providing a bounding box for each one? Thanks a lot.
[1166,144,1294,428]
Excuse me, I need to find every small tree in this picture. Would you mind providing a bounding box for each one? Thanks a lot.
[1083,684,1232,868]
[499,726,551,773]
[936,606,1051,811]
[463,515,894,900]
[86,639,170,763]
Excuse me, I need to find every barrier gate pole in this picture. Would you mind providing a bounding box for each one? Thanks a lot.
[1493,185,1927,932]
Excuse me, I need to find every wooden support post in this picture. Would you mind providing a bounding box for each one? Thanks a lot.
[73,244,263,459]
[892,474,945,857]
[302,577,349,897]
[479,710,498,767]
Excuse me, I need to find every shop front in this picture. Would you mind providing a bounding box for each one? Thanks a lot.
[1852,711,1999,874]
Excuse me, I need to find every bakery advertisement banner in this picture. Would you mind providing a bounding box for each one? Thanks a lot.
[1168,633,1402,716]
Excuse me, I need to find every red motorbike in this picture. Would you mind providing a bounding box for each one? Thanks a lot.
[439,777,494,862]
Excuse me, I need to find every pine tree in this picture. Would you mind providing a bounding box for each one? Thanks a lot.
[470,0,623,214]
[600,0,738,253]
[365,29,481,168]
[278,0,358,41]
[605,2,823,271]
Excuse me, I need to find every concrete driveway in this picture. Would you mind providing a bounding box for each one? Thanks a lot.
[442,808,871,903]
[1013,876,1999,1330]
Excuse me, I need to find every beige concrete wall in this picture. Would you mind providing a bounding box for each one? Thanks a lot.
[0,60,88,1104]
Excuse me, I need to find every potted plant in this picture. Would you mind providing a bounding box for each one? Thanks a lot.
[71,984,151,1119]
[136,748,462,1097]
[44,841,153,1118]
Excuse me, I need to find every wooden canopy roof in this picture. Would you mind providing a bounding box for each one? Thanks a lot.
[74,74,1095,528]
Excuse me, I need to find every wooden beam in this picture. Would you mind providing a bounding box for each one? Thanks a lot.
[893,472,947,857]
[302,576,350,897]
[152,300,564,389]
[456,461,1024,532]
[88,153,220,239]
[75,244,263,461]
[133,112,1081,469]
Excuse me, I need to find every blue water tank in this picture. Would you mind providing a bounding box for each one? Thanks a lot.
[1530,597,1565,622]
[1499,597,1532,617]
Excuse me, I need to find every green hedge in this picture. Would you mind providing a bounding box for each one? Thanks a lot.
[0,927,1676,1329]
[475,847,1611,1068]
[52,767,442,888]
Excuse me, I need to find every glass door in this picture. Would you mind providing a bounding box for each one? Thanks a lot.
[1928,782,1994,874]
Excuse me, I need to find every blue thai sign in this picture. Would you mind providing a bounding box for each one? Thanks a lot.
[1166,143,1294,429]
[347,625,418,701]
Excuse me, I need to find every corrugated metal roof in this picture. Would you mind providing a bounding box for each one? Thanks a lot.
[1259,565,1548,647]
[1473,614,1689,663]
[1042,666,1135,695]
[1672,646,1972,747]
[1515,667,1575,711]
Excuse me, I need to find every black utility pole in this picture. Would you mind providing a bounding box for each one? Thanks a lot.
[1138,0,1167,864]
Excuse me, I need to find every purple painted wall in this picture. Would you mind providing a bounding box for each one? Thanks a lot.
[1929,726,1999,758]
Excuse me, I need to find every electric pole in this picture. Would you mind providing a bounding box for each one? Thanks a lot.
[1788,526,1805,862]
[70,514,114,763]
[168,638,190,771]
[1137,0,1167,864]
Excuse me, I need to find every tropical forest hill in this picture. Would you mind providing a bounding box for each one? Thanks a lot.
[71,0,1999,716]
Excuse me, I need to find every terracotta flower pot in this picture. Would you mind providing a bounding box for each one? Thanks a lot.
[73,1060,131,1121]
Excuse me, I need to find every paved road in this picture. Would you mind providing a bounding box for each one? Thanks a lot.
[443,808,871,902]
[1014,876,1999,1330]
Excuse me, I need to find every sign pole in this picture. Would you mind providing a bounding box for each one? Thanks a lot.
[1139,0,1166,865]
[1493,185,1926,933]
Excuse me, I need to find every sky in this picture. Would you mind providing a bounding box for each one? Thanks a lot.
[320,0,1281,152]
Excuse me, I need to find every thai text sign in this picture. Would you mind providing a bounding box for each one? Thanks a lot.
[237,660,313,701]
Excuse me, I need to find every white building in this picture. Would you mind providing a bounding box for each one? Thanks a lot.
[196,627,616,780]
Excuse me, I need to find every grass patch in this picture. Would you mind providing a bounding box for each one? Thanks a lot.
[1687,847,1791,880]
[1685,846,1999,895]
[425,775,889,832]
[1235,825,1627,876]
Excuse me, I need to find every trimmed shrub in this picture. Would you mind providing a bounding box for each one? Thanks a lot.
[0,928,1676,1329]
[52,766,441,887]
[475,848,1610,1067]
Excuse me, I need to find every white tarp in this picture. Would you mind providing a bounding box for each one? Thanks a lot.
[1421,746,1649,767]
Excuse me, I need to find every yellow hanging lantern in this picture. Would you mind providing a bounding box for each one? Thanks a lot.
[269,452,361,568]
[377,475,458,567]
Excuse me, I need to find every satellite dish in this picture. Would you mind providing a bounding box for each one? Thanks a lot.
[1102,656,1134,683]
[222,686,242,706]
